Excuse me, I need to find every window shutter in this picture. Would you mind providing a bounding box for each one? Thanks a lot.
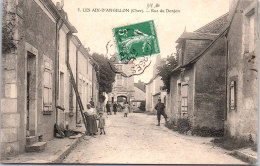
[43,60,53,113]
[181,84,188,116]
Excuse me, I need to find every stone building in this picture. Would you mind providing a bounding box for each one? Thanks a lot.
[131,81,146,112]
[166,13,229,131]
[1,0,61,157]
[145,55,167,113]
[225,0,258,143]
[108,57,135,104]
[1,0,99,158]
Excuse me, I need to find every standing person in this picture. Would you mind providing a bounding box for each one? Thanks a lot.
[106,101,112,115]
[117,103,122,112]
[84,104,98,136]
[154,98,168,126]
[113,102,118,115]
[123,101,130,117]
[97,112,106,135]
[90,97,95,108]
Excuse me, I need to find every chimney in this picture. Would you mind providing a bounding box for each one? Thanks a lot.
[56,0,68,21]
[56,0,64,10]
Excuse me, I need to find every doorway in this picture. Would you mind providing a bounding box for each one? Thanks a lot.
[26,52,37,137]
[117,95,127,105]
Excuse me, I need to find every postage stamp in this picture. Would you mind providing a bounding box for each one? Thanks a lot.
[113,20,160,61]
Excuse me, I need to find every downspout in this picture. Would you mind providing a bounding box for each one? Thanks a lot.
[224,37,228,127]
[76,44,80,124]
[66,31,72,113]
[92,63,94,99]
[55,18,64,124]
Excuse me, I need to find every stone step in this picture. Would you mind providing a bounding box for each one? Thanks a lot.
[26,136,38,145]
[25,142,47,152]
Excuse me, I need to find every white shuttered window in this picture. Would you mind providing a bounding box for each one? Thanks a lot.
[43,61,52,112]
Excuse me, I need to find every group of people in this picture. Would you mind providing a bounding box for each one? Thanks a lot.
[83,99,132,136]
[105,101,130,117]
[83,98,106,136]
[83,97,167,136]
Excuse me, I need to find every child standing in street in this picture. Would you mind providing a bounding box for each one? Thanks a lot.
[97,112,106,135]
[123,101,130,117]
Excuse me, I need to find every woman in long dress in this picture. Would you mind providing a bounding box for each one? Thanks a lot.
[84,104,98,136]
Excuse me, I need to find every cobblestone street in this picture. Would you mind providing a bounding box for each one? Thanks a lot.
[63,113,246,164]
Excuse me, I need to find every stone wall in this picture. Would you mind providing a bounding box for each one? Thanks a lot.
[194,37,226,130]
[1,0,57,158]
[226,0,258,143]
[1,0,26,158]
[23,0,56,141]
[167,66,195,125]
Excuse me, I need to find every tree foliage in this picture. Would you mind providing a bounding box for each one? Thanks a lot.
[157,56,178,93]
[92,53,116,95]
[2,3,17,54]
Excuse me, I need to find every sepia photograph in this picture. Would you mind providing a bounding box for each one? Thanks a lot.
[0,0,258,164]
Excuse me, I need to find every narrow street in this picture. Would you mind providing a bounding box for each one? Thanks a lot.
[63,113,246,164]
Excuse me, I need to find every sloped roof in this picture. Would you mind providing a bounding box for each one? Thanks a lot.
[172,13,230,73]
[176,32,218,43]
[45,0,77,33]
[195,13,229,34]
[134,82,146,92]
[133,86,146,101]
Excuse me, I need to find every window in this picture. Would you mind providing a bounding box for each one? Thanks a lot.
[59,72,64,107]
[117,74,122,86]
[181,84,188,117]
[79,79,83,99]
[176,43,184,65]
[245,9,255,52]
[43,61,52,112]
[86,58,89,74]
[83,80,86,106]
[69,75,74,112]
[248,13,255,52]
[230,81,236,110]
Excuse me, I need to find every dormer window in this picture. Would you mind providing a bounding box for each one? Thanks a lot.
[176,43,184,65]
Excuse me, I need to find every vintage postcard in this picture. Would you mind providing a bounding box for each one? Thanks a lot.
[0,0,258,165]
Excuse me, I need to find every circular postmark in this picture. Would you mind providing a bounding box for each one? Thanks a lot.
[105,39,152,78]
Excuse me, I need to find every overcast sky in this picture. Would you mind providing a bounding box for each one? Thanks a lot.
[52,0,229,83]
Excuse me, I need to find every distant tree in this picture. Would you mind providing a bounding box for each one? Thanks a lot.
[92,53,116,99]
[157,56,178,93]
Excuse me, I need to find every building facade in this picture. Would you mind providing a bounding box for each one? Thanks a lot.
[131,81,146,112]
[166,14,229,131]
[1,0,99,158]
[108,57,135,104]
[145,55,167,113]
[1,0,60,158]
[225,0,258,143]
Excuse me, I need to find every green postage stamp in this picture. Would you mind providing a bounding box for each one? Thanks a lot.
[113,20,160,61]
